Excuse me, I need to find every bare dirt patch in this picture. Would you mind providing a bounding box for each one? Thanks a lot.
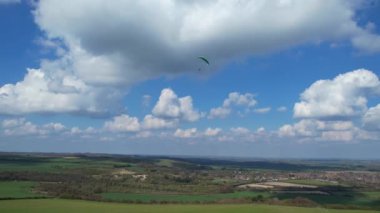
[112,169,135,175]
[263,181,317,189]
[237,183,274,189]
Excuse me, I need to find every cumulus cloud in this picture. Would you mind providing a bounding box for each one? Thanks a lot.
[215,126,271,143]
[278,119,356,142]
[0,68,123,115]
[321,130,354,142]
[69,126,97,135]
[174,128,198,138]
[222,92,257,108]
[152,88,201,122]
[204,128,222,137]
[256,127,266,133]
[208,92,256,119]
[280,69,380,143]
[277,106,287,112]
[279,120,330,137]
[142,114,177,130]
[208,107,231,119]
[34,0,380,88]
[351,29,380,54]
[103,114,140,132]
[102,88,201,133]
[2,1,380,116]
[363,104,380,130]
[1,118,66,136]
[103,112,178,133]
[294,69,380,119]
[254,107,271,114]
[230,127,251,135]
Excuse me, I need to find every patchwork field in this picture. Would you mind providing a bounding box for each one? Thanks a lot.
[0,181,43,199]
[0,153,379,212]
[0,199,379,213]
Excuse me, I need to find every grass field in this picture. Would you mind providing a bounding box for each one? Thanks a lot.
[364,192,380,200]
[156,159,177,167]
[102,191,271,203]
[0,181,42,199]
[0,199,379,213]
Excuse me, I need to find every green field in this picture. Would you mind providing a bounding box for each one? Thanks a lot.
[0,199,379,213]
[156,159,177,167]
[0,181,43,199]
[364,192,380,200]
[102,191,271,203]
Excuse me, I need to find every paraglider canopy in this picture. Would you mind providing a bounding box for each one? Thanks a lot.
[198,56,210,65]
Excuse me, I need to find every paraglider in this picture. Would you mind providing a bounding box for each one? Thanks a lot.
[197,56,209,71]
[198,56,210,65]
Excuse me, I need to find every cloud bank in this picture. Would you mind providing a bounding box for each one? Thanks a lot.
[2,0,380,116]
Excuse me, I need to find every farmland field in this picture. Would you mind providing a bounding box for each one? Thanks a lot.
[0,199,379,213]
[0,153,379,211]
[0,181,43,199]
[102,191,271,203]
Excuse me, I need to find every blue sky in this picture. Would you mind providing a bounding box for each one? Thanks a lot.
[1,0,380,158]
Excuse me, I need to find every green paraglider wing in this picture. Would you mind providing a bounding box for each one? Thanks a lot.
[198,56,210,65]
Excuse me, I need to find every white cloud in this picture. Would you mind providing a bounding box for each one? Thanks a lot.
[278,124,296,137]
[208,107,231,119]
[103,113,178,133]
[294,69,380,119]
[223,92,257,108]
[0,68,122,115]
[70,127,81,135]
[3,1,380,116]
[32,0,380,88]
[142,114,177,130]
[254,107,271,114]
[204,128,222,137]
[363,104,380,130]
[351,29,380,54]
[104,114,140,132]
[1,118,66,136]
[43,123,65,132]
[215,126,271,142]
[281,69,380,143]
[1,118,38,136]
[174,128,198,138]
[69,126,96,135]
[230,127,251,135]
[278,119,358,142]
[256,127,266,133]
[321,131,354,142]
[135,131,153,139]
[277,106,287,112]
[1,118,25,128]
[152,88,201,122]
[209,92,256,119]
